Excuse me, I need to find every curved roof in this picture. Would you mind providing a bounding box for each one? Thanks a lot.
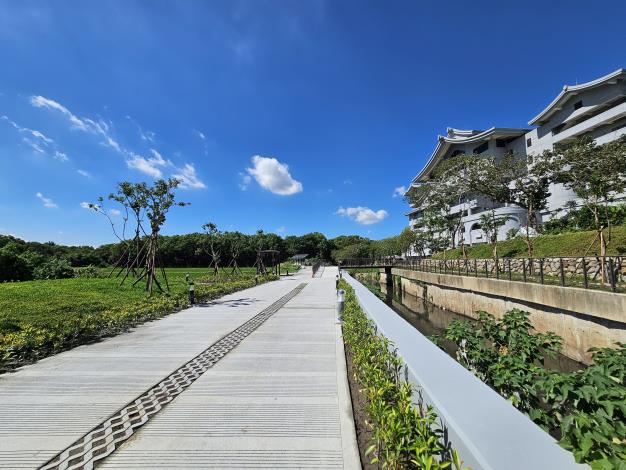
[409,127,528,185]
[528,68,626,126]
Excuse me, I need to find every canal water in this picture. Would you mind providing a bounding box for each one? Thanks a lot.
[356,273,583,373]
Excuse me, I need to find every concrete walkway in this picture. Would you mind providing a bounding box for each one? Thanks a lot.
[0,267,359,469]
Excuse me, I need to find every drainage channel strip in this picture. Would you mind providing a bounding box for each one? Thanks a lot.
[39,283,308,470]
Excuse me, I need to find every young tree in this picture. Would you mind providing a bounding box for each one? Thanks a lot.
[224,231,245,275]
[201,222,222,278]
[509,171,551,258]
[140,179,189,294]
[542,136,626,273]
[479,210,509,259]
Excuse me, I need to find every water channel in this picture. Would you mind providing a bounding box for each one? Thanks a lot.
[354,272,584,373]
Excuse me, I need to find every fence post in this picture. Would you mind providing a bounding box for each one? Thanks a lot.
[485,260,488,278]
[508,258,512,281]
[466,259,469,276]
[609,258,616,293]
[539,259,544,285]
[522,258,527,282]
[559,258,565,287]
[474,258,478,277]
[495,258,500,279]
[582,258,588,289]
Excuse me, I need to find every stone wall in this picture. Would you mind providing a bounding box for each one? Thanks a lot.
[368,268,626,364]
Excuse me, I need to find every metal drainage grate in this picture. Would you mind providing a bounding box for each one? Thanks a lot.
[39,283,307,470]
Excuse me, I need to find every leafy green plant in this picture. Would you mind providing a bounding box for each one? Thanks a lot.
[340,280,470,469]
[443,310,626,468]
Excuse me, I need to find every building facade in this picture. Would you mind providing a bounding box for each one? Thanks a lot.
[406,68,626,247]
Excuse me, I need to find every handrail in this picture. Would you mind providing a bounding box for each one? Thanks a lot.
[342,272,585,470]
[339,256,625,293]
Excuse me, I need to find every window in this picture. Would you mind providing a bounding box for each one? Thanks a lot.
[552,123,566,135]
[574,100,583,110]
[526,138,532,147]
[473,141,489,154]
[450,149,464,158]
[496,139,506,148]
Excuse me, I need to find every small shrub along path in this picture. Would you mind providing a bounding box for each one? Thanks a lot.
[339,279,469,470]
[0,268,276,373]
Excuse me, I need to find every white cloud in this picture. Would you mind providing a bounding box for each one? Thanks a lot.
[126,149,169,178]
[22,138,45,154]
[109,209,121,216]
[80,201,91,209]
[245,155,303,196]
[195,129,206,140]
[54,151,69,162]
[172,163,206,189]
[238,172,252,191]
[77,169,91,177]
[336,206,388,225]
[126,115,155,142]
[393,185,407,197]
[30,95,88,131]
[343,179,353,185]
[275,226,286,234]
[36,192,58,209]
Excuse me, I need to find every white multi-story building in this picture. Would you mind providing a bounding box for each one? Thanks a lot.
[406,68,626,246]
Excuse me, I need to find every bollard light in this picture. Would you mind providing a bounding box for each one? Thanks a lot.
[335,274,339,290]
[188,281,195,305]
[336,288,345,318]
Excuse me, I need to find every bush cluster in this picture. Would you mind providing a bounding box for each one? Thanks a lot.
[0,276,275,372]
[441,311,626,468]
[340,280,468,469]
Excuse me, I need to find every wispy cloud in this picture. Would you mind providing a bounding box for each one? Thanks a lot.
[245,155,303,195]
[173,163,206,189]
[1,115,65,159]
[126,115,155,142]
[336,206,388,225]
[30,95,88,131]
[343,179,353,185]
[126,149,170,178]
[80,201,91,209]
[392,185,407,197]
[238,172,252,191]
[36,192,58,209]
[77,169,91,177]
[194,129,206,140]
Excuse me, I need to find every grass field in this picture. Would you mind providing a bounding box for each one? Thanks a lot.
[433,225,626,259]
[0,267,279,373]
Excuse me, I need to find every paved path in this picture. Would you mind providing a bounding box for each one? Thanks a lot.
[0,267,359,469]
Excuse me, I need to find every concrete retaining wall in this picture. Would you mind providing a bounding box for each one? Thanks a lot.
[387,268,626,364]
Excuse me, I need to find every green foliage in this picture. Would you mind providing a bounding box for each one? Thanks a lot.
[433,225,626,259]
[33,257,75,280]
[0,270,276,372]
[340,280,469,470]
[543,203,626,235]
[443,311,626,468]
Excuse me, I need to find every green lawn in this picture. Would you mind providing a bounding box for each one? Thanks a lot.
[433,226,626,259]
[0,267,276,373]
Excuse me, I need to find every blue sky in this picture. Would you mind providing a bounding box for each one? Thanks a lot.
[0,0,625,246]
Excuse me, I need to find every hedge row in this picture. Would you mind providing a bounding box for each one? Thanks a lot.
[339,280,468,469]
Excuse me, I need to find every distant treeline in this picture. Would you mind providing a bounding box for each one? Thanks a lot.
[0,229,414,281]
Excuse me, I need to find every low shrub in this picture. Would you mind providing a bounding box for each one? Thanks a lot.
[0,275,276,372]
[442,311,626,468]
[33,257,74,280]
[339,280,468,469]
[73,265,104,278]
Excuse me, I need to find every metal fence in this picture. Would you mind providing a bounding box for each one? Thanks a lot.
[340,256,626,293]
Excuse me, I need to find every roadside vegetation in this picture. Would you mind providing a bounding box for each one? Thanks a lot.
[0,268,276,373]
[434,311,626,468]
[432,225,626,259]
[340,280,469,469]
